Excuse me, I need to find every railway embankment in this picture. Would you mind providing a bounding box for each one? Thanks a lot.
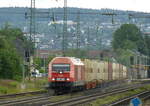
[0,78,47,95]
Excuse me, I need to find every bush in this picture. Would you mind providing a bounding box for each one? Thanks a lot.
[39,69,45,73]
[9,81,19,88]
[0,87,8,94]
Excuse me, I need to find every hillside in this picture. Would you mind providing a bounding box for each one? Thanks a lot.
[0,7,149,50]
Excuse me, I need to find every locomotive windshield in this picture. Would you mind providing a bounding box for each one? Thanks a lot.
[52,64,70,72]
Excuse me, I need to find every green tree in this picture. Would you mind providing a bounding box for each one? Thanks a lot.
[112,24,146,54]
[33,55,56,73]
[0,40,22,80]
[112,24,149,65]
[33,58,43,70]
[0,25,32,81]
[46,55,55,66]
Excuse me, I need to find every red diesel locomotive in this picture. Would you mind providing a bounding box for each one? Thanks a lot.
[48,57,85,93]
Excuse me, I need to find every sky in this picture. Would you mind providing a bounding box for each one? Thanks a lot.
[1,0,150,12]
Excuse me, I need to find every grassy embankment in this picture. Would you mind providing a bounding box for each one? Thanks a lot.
[0,78,47,95]
[89,84,150,106]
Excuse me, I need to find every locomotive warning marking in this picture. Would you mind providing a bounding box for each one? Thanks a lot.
[58,74,64,77]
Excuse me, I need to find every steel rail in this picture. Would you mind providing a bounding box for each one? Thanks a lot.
[44,84,146,106]
[0,90,46,99]
[1,95,53,106]
[106,91,150,106]
[1,81,149,106]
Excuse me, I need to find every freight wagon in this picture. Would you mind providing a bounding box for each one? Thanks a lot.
[48,57,127,94]
[131,64,149,79]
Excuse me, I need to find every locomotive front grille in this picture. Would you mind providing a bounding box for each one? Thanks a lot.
[50,82,73,88]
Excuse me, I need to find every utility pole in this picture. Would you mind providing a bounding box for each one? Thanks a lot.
[137,55,141,79]
[99,29,103,50]
[30,0,36,43]
[95,23,99,50]
[27,0,69,57]
[29,0,36,80]
[29,0,36,59]
[62,0,68,56]
[87,26,90,57]
[76,11,81,49]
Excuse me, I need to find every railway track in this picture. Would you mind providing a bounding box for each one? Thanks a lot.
[106,90,150,106]
[0,95,53,106]
[0,81,149,106]
[0,90,48,106]
[43,84,148,106]
[0,90,46,99]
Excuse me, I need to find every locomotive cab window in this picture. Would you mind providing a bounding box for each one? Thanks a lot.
[52,64,70,72]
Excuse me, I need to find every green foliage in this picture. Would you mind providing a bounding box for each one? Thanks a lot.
[39,69,45,73]
[112,24,145,53]
[9,81,19,88]
[0,25,31,81]
[44,55,56,72]
[90,85,150,106]
[0,79,47,94]
[0,49,22,80]
[33,55,55,72]
[33,58,43,70]
[115,49,133,66]
[47,55,55,62]
[0,25,23,40]
[0,86,8,94]
[112,24,149,64]
[46,55,56,65]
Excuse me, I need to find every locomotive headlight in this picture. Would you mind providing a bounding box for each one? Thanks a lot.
[60,71,62,74]
[52,78,55,81]
[66,78,70,81]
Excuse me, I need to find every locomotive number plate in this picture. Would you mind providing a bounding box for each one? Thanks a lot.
[56,78,65,81]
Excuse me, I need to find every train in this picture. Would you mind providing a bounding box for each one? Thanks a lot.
[48,57,128,94]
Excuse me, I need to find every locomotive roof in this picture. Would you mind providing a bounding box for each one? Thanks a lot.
[54,57,84,65]
[70,57,84,65]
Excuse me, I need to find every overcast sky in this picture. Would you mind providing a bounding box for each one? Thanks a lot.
[1,0,150,12]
